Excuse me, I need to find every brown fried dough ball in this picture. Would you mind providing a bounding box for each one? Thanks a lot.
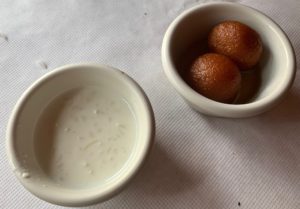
[208,20,263,70]
[188,53,241,103]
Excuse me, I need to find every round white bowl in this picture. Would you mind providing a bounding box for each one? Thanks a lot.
[6,64,155,206]
[162,2,296,118]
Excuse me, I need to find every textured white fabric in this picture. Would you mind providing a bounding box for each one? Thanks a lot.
[1,0,300,208]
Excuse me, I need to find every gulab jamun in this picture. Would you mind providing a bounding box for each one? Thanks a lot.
[188,53,241,103]
[208,20,263,70]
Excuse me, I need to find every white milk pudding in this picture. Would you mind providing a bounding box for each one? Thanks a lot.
[34,86,136,189]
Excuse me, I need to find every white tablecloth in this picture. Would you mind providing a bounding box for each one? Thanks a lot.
[1,0,299,208]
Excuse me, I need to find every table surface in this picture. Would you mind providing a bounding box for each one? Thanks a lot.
[1,0,300,208]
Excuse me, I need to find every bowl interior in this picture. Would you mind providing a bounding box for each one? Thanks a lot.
[7,64,153,206]
[169,3,293,103]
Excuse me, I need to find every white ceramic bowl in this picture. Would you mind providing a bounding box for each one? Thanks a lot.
[162,2,296,118]
[6,64,155,206]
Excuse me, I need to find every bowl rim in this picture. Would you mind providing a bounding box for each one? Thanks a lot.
[161,2,296,117]
[6,63,155,206]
